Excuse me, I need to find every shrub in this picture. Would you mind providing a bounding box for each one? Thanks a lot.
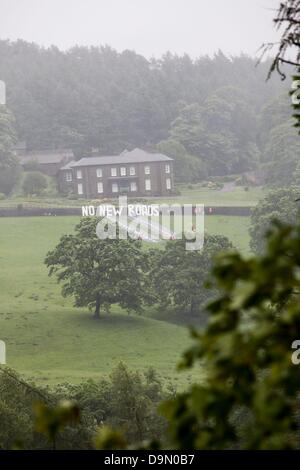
[22,160,40,172]
[67,193,78,200]
[22,172,47,196]
[0,164,20,195]
[169,187,181,196]
[207,181,222,190]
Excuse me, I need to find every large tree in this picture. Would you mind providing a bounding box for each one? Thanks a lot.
[45,218,152,319]
[22,171,47,196]
[0,104,19,194]
[263,120,300,185]
[156,138,207,183]
[169,88,260,176]
[249,187,300,253]
[150,235,233,317]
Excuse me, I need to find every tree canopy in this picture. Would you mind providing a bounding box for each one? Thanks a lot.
[45,218,152,319]
[0,41,292,181]
[0,104,19,194]
[150,235,233,317]
[250,187,300,253]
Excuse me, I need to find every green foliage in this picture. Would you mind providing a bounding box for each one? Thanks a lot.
[94,426,127,450]
[169,88,260,176]
[0,368,39,449]
[104,363,168,443]
[263,120,300,185]
[22,159,40,171]
[57,362,170,442]
[0,362,170,449]
[161,220,300,449]
[249,187,300,253]
[156,139,207,183]
[293,68,300,130]
[0,165,21,196]
[0,105,17,166]
[22,171,47,196]
[264,1,300,78]
[151,235,233,317]
[260,71,300,186]
[0,104,19,194]
[0,42,289,182]
[0,367,89,450]
[0,215,242,385]
[45,218,153,318]
[88,363,169,445]
[259,93,294,140]
[34,400,80,447]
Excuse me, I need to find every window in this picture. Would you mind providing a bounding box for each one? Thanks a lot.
[111,168,117,177]
[145,179,151,191]
[65,172,72,182]
[166,178,171,190]
[76,170,82,179]
[144,166,150,175]
[165,164,170,174]
[97,182,103,194]
[77,183,83,195]
[96,168,102,178]
[129,166,136,176]
[112,183,118,193]
[120,167,126,176]
[130,181,137,192]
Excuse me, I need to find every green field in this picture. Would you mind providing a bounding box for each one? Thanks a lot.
[0,185,266,208]
[0,215,250,386]
[157,185,266,207]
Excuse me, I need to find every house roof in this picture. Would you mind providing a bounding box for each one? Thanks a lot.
[19,149,74,165]
[60,160,76,171]
[70,148,173,168]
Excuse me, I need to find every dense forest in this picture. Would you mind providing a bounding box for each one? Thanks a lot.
[0,40,297,184]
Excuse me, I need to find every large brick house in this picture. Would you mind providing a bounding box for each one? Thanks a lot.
[58,148,174,198]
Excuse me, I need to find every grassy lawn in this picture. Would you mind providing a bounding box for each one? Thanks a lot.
[161,185,266,207]
[205,215,250,253]
[0,185,266,208]
[0,214,250,387]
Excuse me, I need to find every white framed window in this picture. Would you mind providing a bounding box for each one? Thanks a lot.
[112,183,118,193]
[165,164,170,174]
[76,170,82,179]
[145,179,151,191]
[120,167,126,176]
[97,182,103,193]
[96,168,102,178]
[130,181,137,192]
[77,183,83,195]
[65,172,72,182]
[130,166,136,176]
[166,178,171,190]
[111,167,117,177]
[144,166,150,175]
